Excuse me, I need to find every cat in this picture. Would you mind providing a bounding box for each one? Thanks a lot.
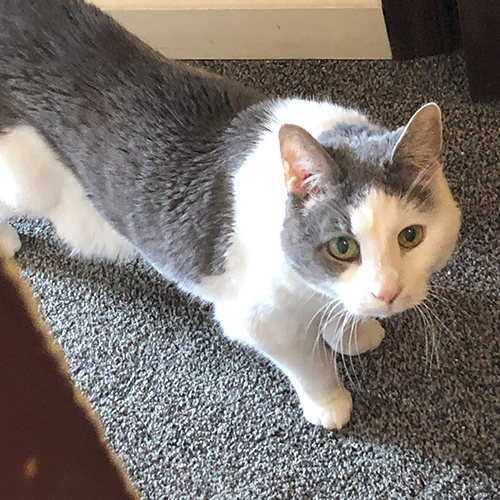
[0,0,461,429]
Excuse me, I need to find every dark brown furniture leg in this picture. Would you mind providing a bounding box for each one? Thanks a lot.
[457,0,500,100]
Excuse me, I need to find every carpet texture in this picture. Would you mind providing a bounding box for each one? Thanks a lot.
[12,52,500,499]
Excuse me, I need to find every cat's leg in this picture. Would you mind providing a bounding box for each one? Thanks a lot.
[215,302,353,429]
[0,202,21,257]
[323,317,385,356]
[0,222,21,257]
[47,174,135,260]
[0,124,134,260]
[0,130,26,256]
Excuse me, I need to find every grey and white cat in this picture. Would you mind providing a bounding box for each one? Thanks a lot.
[0,0,461,429]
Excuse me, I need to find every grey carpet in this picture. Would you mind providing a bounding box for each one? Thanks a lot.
[12,52,500,499]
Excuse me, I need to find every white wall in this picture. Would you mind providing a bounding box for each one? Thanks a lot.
[91,0,391,59]
[94,1,383,8]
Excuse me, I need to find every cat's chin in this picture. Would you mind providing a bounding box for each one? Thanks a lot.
[350,309,394,320]
[344,299,421,319]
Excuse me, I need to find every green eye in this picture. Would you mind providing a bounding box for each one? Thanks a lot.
[327,236,360,262]
[398,225,424,249]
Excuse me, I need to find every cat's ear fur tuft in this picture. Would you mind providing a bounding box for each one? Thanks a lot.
[391,103,443,182]
[279,124,337,202]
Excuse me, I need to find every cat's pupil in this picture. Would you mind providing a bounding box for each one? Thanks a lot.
[337,237,349,254]
[403,227,416,242]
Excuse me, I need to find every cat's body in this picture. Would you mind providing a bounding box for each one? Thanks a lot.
[0,0,461,428]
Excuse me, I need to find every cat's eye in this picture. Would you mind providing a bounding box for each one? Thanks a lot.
[398,225,424,250]
[327,236,360,262]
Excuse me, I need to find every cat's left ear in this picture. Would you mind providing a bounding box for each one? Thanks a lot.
[391,102,443,182]
[279,124,338,202]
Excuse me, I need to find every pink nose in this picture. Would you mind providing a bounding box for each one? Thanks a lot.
[371,284,403,305]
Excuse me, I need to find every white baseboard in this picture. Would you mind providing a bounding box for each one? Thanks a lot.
[92,1,391,59]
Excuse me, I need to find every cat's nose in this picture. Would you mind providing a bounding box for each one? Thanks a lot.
[371,284,403,305]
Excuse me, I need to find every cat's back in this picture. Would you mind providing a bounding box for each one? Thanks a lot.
[0,0,268,286]
[0,0,263,133]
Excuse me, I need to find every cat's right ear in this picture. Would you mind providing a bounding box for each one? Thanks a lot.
[279,124,337,202]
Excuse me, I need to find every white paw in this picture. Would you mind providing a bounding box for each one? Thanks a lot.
[355,318,385,353]
[331,318,385,356]
[0,222,21,257]
[300,388,353,429]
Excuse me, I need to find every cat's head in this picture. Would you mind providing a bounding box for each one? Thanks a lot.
[279,103,461,318]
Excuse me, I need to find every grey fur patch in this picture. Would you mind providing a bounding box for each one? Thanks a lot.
[318,123,435,209]
[0,0,274,286]
[281,189,355,284]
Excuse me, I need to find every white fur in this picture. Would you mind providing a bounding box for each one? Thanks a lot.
[0,125,134,259]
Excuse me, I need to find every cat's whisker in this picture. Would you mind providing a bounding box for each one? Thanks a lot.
[425,292,456,337]
[424,297,453,348]
[426,284,471,323]
[319,300,345,357]
[306,299,333,353]
[421,297,453,340]
[333,311,348,381]
[306,301,331,338]
[335,310,359,390]
[328,308,344,352]
[414,303,433,372]
[423,306,438,370]
[306,305,329,367]
[314,300,334,336]
[416,299,442,370]
[425,287,468,351]
[317,299,336,331]
[422,301,441,368]
[427,283,459,301]
[426,292,455,316]
[310,301,345,370]
[309,299,343,368]
[403,163,437,201]
[352,317,368,382]
[315,306,330,364]
[316,301,344,342]
[426,287,457,313]
[347,316,362,391]
[404,171,427,201]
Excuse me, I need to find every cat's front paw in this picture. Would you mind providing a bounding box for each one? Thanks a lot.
[352,318,386,354]
[0,222,21,258]
[300,388,353,429]
[330,318,385,356]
